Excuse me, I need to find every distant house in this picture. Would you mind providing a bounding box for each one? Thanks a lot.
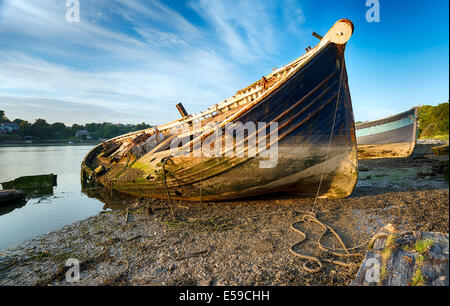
[0,122,19,134]
[75,130,90,139]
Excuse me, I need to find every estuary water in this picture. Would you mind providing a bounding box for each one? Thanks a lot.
[0,145,107,249]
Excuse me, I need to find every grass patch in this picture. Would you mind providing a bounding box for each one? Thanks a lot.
[419,134,449,141]
[410,268,425,286]
[377,234,397,285]
[402,239,433,254]
[414,239,433,254]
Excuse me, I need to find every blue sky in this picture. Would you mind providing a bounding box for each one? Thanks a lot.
[0,0,448,125]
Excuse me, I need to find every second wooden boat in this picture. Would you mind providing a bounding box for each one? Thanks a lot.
[356,107,418,159]
[81,19,358,201]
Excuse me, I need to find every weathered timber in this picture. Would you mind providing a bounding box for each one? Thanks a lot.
[1,174,57,198]
[352,225,449,286]
[312,32,323,40]
[1,174,57,190]
[176,103,189,118]
[0,190,26,205]
[81,19,358,201]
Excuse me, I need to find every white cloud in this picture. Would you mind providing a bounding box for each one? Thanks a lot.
[281,0,307,35]
[190,0,279,61]
[0,0,308,125]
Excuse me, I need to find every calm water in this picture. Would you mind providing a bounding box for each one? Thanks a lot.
[0,145,107,249]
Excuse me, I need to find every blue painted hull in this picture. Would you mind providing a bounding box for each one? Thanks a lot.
[356,107,418,159]
[82,32,358,201]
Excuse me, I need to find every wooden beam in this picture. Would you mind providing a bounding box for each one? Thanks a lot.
[176,103,188,117]
[312,32,323,40]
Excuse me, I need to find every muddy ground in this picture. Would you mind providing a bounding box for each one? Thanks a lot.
[0,144,448,286]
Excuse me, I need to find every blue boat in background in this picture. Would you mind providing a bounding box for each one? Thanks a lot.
[356,107,418,159]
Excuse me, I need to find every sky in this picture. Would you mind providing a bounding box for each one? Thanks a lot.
[0,0,448,126]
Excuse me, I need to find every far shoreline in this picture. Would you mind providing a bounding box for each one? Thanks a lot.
[0,141,101,147]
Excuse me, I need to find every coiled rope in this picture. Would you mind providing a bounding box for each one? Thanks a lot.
[289,211,365,273]
[289,56,365,273]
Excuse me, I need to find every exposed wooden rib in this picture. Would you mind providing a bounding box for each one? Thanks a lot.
[312,32,323,40]
[81,19,357,201]
[176,103,189,117]
[146,134,177,156]
[163,80,341,186]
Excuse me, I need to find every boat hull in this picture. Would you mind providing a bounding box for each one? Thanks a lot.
[356,107,418,159]
[1,174,57,197]
[0,189,26,205]
[82,42,357,201]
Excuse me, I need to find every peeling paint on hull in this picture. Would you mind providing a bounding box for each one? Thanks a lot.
[81,20,358,201]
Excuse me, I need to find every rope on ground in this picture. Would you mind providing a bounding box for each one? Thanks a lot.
[289,57,366,273]
[289,211,365,273]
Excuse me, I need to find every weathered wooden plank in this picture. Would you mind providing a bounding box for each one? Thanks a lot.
[352,225,449,286]
[0,190,26,205]
[81,20,358,201]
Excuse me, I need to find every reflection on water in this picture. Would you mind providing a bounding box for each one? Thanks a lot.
[0,200,27,217]
[0,145,116,249]
[22,186,55,198]
[82,186,140,211]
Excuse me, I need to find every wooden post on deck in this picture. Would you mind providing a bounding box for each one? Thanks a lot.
[312,32,323,40]
[176,103,189,118]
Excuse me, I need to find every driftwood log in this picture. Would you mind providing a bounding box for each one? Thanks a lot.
[352,225,449,286]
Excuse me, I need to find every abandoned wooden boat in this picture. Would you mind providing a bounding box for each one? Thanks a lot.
[356,107,418,159]
[1,174,57,197]
[1,174,57,189]
[0,189,26,205]
[81,19,358,201]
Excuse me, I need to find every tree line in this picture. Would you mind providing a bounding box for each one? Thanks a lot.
[0,110,152,140]
[417,102,449,138]
[1,102,448,141]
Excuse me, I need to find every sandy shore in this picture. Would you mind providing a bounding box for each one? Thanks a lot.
[0,145,448,286]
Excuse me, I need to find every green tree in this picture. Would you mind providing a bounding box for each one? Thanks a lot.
[103,124,120,139]
[132,122,152,131]
[31,119,51,139]
[0,110,10,123]
[2,110,153,141]
[50,122,67,139]
[13,118,26,125]
[418,102,449,138]
[18,121,32,137]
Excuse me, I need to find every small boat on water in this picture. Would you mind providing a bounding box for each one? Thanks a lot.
[356,107,418,159]
[81,19,358,201]
[1,174,57,197]
[0,189,26,205]
[1,173,57,190]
